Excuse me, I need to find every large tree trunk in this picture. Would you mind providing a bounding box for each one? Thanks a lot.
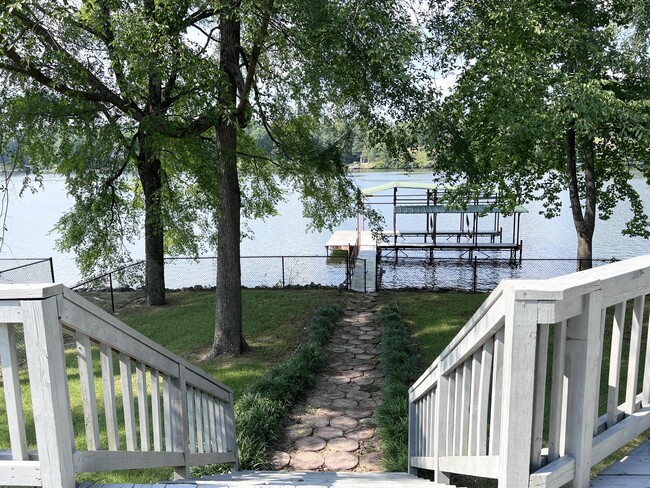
[208,0,247,357]
[566,128,596,271]
[137,135,166,305]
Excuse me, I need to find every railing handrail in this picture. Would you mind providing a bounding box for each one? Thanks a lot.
[0,283,237,488]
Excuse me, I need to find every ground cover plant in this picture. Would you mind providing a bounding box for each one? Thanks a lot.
[213,305,342,472]
[377,303,420,471]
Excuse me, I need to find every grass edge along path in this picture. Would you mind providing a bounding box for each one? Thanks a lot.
[376,303,419,472]
[193,304,343,475]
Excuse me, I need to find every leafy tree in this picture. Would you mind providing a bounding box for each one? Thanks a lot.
[0,0,427,355]
[424,0,650,269]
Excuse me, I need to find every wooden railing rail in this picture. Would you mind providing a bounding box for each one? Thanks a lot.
[0,284,237,488]
[409,254,650,488]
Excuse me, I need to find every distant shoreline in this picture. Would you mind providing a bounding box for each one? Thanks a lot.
[347,161,434,171]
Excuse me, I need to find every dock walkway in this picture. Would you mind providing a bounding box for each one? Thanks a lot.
[326,231,377,293]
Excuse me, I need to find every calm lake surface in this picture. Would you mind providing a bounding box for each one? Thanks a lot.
[2,171,649,286]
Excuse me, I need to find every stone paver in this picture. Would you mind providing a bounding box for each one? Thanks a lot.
[276,294,385,472]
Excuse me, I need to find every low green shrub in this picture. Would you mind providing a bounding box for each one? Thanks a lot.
[193,304,342,476]
[377,303,419,472]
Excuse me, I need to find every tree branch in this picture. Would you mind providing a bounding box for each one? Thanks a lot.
[8,9,143,118]
[236,0,275,120]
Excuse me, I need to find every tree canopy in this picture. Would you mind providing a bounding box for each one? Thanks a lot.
[0,0,430,354]
[423,0,650,268]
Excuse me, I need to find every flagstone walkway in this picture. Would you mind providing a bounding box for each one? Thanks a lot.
[271,293,385,472]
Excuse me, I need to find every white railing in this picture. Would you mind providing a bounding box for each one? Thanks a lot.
[0,284,237,488]
[408,254,650,487]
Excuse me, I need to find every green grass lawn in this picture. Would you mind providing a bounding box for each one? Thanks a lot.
[383,290,486,370]
[116,289,345,395]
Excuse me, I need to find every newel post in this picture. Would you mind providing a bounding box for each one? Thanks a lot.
[498,288,538,487]
[564,290,602,487]
[21,296,75,488]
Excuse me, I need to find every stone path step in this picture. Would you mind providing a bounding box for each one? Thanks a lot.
[272,294,384,472]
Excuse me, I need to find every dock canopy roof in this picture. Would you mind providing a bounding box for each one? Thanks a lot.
[394,204,528,214]
[360,181,451,196]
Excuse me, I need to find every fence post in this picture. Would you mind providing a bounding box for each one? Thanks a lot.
[364,259,367,294]
[109,272,116,313]
[473,257,478,293]
[49,257,56,282]
[281,256,285,288]
[346,252,350,290]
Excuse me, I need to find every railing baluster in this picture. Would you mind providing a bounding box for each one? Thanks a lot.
[163,374,173,452]
[225,392,236,456]
[434,373,450,484]
[608,301,626,428]
[460,359,471,456]
[594,310,607,435]
[218,401,227,451]
[202,392,210,452]
[151,369,163,451]
[76,332,100,451]
[172,365,189,478]
[195,389,204,453]
[119,352,137,451]
[489,328,504,456]
[548,320,567,461]
[0,323,28,460]
[419,397,425,457]
[477,339,493,456]
[625,295,645,415]
[468,350,481,456]
[643,299,650,407]
[453,367,462,456]
[100,343,119,451]
[136,361,150,451]
[530,323,549,471]
[187,386,196,454]
[209,397,218,452]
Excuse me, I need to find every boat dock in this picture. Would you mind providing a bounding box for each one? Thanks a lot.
[325,182,528,292]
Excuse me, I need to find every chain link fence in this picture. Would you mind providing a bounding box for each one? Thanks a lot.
[71,255,353,312]
[69,254,624,313]
[0,258,55,284]
[377,257,619,292]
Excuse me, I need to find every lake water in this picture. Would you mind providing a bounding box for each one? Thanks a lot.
[1,171,649,287]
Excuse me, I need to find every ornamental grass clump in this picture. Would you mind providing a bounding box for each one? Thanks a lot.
[235,304,341,470]
[378,303,419,472]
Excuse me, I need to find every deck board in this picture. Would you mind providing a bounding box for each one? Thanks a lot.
[77,471,451,487]
[590,439,650,487]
